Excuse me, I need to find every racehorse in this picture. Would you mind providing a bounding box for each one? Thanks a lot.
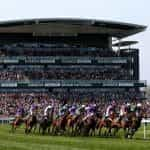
[66,114,81,136]
[97,112,117,137]
[11,117,24,133]
[25,115,38,134]
[126,110,146,139]
[119,112,138,139]
[51,112,68,135]
[80,114,97,136]
[39,109,54,135]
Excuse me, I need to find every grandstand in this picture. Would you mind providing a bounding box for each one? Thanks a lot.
[0,18,147,116]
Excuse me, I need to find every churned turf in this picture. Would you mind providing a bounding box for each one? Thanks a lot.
[0,125,150,150]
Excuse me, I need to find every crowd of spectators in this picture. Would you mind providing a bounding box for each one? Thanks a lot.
[0,71,26,81]
[0,68,131,81]
[0,42,121,57]
[0,43,145,119]
[0,90,147,117]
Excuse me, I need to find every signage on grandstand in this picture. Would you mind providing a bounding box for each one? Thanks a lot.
[118,83,134,87]
[77,59,91,64]
[3,59,19,64]
[96,58,127,64]
[103,82,118,87]
[1,83,17,87]
[45,83,60,87]
[28,83,44,87]
[40,59,55,63]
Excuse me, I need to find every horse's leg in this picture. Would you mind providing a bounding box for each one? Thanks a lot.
[93,128,96,136]
[90,128,93,136]
[90,128,94,136]
[42,127,45,135]
[113,126,119,137]
[52,125,57,136]
[11,122,15,133]
[25,122,29,134]
[28,124,33,133]
[124,127,128,138]
[48,126,50,134]
[67,120,71,136]
[73,123,78,136]
[103,127,107,137]
[39,125,41,134]
[107,127,112,136]
[33,124,37,133]
[91,128,95,136]
[70,125,73,136]
[51,125,54,135]
[12,119,19,133]
[98,127,102,136]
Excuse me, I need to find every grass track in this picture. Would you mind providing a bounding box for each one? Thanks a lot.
[0,125,150,150]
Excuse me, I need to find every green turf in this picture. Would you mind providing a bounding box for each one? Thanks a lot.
[0,125,150,150]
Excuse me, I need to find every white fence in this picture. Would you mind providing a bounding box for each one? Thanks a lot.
[0,117,14,124]
[142,118,150,139]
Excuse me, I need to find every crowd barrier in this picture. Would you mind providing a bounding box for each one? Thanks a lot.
[141,118,150,139]
[0,117,14,124]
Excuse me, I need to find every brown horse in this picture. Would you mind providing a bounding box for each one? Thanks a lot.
[11,117,24,133]
[119,112,138,138]
[66,114,81,136]
[51,113,68,135]
[97,112,117,137]
[80,114,97,136]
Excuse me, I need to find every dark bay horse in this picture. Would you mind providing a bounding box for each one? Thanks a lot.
[39,110,54,135]
[25,115,38,134]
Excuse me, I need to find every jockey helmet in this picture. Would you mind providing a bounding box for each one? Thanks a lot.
[137,103,142,107]
[81,105,85,108]
[127,103,131,107]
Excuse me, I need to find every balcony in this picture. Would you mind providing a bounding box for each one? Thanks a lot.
[0,80,146,88]
[0,56,129,64]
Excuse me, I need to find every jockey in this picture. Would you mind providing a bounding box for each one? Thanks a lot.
[15,105,25,119]
[91,104,97,113]
[83,105,95,121]
[105,101,116,121]
[68,105,77,119]
[126,102,131,113]
[69,105,76,115]
[14,105,25,125]
[76,104,85,115]
[58,104,68,117]
[130,102,136,112]
[135,102,142,118]
[44,105,53,117]
[29,102,39,117]
[119,103,127,117]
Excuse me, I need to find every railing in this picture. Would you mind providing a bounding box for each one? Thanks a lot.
[0,56,129,64]
[2,46,103,52]
[0,80,147,88]
[0,117,14,124]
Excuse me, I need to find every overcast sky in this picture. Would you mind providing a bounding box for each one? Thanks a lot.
[0,0,149,84]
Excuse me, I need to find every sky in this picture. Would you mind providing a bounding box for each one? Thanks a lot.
[0,0,149,84]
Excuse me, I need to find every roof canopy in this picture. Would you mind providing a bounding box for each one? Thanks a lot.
[0,18,147,38]
[113,41,138,47]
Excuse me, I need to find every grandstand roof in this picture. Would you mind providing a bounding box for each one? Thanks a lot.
[113,41,138,47]
[0,18,147,38]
